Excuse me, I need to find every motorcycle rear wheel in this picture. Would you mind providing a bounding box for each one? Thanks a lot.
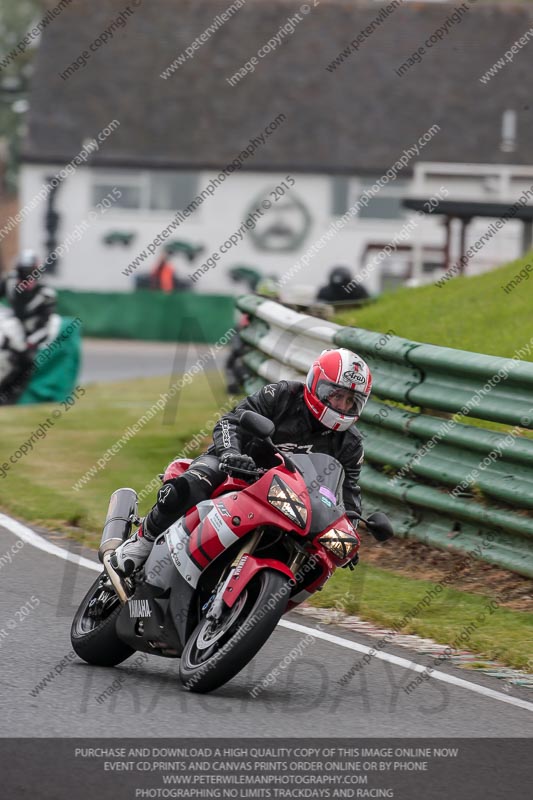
[71,573,134,666]
[179,569,289,693]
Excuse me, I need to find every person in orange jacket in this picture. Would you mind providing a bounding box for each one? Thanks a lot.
[150,254,176,292]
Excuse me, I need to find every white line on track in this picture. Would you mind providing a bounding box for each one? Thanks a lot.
[278,620,533,714]
[0,513,100,573]
[2,512,533,715]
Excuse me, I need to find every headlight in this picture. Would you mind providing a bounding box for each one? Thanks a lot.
[318,529,359,560]
[267,476,308,529]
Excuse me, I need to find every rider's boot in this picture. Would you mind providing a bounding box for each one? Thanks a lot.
[112,477,191,576]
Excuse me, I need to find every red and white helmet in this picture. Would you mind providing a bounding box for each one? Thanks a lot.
[304,348,372,431]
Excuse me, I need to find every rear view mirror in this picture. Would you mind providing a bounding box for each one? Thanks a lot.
[365,512,394,542]
[239,410,275,440]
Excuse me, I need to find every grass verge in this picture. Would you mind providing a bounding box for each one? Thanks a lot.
[0,373,233,544]
[336,252,533,359]
[308,563,533,671]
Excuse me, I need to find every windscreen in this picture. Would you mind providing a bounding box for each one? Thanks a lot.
[291,453,345,534]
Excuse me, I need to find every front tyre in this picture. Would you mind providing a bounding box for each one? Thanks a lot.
[179,569,289,693]
[71,574,134,666]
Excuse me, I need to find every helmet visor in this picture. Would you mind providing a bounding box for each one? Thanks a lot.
[316,380,367,417]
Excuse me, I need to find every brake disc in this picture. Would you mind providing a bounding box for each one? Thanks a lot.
[195,592,248,650]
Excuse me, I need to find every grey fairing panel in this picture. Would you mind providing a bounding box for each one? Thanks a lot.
[144,534,197,648]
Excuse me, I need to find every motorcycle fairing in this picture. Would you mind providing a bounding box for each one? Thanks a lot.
[165,516,204,587]
[221,555,295,608]
[115,578,184,657]
[124,533,200,652]
[173,476,310,588]
[162,498,241,588]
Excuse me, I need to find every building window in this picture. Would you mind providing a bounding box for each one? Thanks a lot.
[331,177,349,216]
[149,172,198,211]
[92,171,199,211]
[348,177,410,219]
[93,183,141,209]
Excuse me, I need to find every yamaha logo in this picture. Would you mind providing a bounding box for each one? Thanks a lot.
[129,599,152,618]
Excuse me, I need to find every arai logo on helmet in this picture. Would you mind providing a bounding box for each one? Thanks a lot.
[343,370,366,384]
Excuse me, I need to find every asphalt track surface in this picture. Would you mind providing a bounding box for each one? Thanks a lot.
[80,339,228,383]
[1,519,533,738]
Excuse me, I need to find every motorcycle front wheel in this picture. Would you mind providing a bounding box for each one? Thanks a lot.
[71,573,134,666]
[179,569,290,693]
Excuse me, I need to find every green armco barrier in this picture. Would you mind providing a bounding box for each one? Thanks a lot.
[237,295,533,578]
[18,316,81,404]
[359,466,533,542]
[334,328,533,427]
[363,399,533,462]
[361,468,533,579]
[56,291,236,343]
[359,400,533,510]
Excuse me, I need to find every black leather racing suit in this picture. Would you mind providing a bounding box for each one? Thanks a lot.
[143,380,365,539]
[207,380,364,515]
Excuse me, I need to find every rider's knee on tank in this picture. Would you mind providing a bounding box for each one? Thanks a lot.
[145,457,225,540]
[143,477,190,539]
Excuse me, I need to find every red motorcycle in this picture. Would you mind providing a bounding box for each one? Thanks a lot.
[71,411,393,693]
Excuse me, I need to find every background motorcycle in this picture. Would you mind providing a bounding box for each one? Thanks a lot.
[71,411,393,693]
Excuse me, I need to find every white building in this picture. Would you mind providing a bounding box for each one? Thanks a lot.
[18,0,533,298]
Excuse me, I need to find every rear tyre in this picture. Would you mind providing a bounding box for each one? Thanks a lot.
[179,569,289,693]
[71,574,134,666]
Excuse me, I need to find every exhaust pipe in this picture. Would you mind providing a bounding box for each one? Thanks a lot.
[99,488,138,604]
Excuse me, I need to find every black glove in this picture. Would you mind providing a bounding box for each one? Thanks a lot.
[342,552,359,571]
[220,449,257,475]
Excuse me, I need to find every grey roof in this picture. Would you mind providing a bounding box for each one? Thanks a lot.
[23,0,533,173]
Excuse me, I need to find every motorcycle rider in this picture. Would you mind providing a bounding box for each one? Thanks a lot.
[113,348,372,576]
[317,265,370,304]
[0,250,57,403]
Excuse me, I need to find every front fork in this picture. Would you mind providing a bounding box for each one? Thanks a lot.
[206,529,264,622]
